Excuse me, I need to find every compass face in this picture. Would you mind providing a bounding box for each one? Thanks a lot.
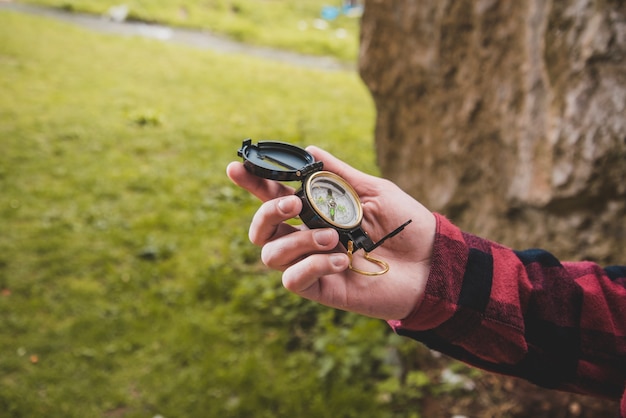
[305,171,362,229]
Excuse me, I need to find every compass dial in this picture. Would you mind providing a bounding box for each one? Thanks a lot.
[305,171,362,229]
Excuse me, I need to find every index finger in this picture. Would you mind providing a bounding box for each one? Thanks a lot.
[226,161,295,202]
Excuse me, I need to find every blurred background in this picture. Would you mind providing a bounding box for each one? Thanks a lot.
[1,1,623,417]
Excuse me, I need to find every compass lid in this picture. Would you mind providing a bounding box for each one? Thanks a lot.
[238,139,324,181]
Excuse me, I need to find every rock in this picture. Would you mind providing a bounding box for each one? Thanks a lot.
[107,4,129,23]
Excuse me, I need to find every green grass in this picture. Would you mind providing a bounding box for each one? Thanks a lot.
[0,10,414,418]
[20,0,361,61]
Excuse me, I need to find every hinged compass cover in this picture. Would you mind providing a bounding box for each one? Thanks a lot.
[238,139,324,181]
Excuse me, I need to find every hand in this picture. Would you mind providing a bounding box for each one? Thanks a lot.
[226,146,436,320]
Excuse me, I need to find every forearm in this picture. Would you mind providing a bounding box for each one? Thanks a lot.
[390,214,626,399]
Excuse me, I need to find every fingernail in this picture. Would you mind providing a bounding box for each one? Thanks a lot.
[314,229,335,246]
[277,197,293,213]
[329,254,348,269]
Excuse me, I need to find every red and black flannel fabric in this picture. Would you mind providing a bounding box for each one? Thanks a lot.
[389,214,626,416]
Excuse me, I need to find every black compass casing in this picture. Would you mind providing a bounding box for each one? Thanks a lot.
[238,139,410,253]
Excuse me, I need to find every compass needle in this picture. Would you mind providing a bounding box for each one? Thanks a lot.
[327,189,337,221]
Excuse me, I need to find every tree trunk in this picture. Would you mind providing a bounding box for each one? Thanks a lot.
[359,0,626,264]
[358,0,624,416]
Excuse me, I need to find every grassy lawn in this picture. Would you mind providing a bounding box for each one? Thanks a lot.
[19,0,362,61]
[3,4,620,418]
[0,9,409,418]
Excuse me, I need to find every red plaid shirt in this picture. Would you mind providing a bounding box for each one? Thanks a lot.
[389,214,626,416]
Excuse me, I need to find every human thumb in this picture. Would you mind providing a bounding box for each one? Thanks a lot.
[305,146,375,185]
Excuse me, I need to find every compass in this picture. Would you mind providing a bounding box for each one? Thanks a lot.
[237,139,411,275]
[303,171,362,230]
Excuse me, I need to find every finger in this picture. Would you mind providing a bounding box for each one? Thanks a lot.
[261,228,340,270]
[226,161,295,202]
[282,252,350,296]
[305,146,377,186]
[249,195,303,246]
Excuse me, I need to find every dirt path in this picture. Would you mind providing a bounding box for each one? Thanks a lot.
[0,1,355,72]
